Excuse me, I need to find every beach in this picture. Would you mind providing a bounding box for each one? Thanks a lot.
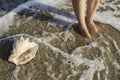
[0,0,120,80]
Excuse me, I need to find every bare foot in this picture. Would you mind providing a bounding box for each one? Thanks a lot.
[85,37,95,45]
[87,21,101,34]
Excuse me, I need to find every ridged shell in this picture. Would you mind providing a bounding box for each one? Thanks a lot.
[8,36,39,65]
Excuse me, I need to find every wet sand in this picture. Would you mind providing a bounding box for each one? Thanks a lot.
[0,12,120,80]
[0,0,120,80]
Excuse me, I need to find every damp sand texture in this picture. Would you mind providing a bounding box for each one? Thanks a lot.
[0,16,120,80]
[0,0,120,80]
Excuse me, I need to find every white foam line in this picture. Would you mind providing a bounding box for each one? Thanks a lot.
[72,45,91,54]
[0,1,32,33]
[112,61,120,70]
[112,40,120,53]
[79,58,105,80]
[11,66,21,80]
[43,42,69,58]
[97,71,101,80]
[72,42,98,55]
[106,35,120,53]
[95,0,120,32]
[0,0,76,34]
[95,11,120,32]
[0,0,60,34]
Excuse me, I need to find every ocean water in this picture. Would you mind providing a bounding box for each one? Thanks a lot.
[0,0,120,80]
[0,0,120,33]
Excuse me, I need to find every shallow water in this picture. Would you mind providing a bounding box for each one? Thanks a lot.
[0,0,120,80]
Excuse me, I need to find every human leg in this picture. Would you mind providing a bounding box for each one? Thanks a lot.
[86,0,100,33]
[72,0,93,42]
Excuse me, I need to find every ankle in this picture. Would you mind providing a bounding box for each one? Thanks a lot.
[86,19,94,24]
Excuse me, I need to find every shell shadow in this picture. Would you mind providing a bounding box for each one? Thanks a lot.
[0,38,14,61]
[0,36,21,61]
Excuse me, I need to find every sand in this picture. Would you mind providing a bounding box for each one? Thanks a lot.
[0,0,120,80]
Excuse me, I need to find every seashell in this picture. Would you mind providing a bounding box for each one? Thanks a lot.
[8,36,39,65]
